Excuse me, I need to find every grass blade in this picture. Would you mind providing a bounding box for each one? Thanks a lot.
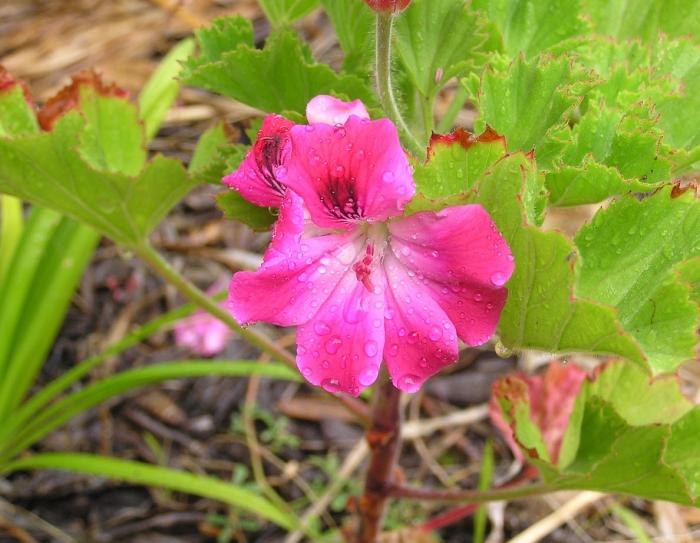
[2,453,298,530]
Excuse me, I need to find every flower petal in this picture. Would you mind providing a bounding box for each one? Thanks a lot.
[306,95,369,125]
[389,205,513,346]
[283,116,415,229]
[421,278,508,346]
[388,204,514,288]
[228,193,361,326]
[381,251,458,393]
[222,114,294,207]
[296,270,385,396]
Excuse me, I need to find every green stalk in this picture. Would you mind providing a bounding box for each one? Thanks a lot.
[375,12,424,158]
[135,241,296,367]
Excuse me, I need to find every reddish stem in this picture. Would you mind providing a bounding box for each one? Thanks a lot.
[416,465,540,533]
[354,374,402,543]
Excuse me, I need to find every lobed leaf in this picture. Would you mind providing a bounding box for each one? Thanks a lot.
[473,0,588,58]
[575,187,700,374]
[394,0,492,98]
[182,17,375,115]
[319,0,374,74]
[259,0,319,27]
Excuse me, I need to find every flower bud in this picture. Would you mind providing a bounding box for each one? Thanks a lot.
[363,0,411,13]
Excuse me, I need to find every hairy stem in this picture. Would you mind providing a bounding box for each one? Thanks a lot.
[375,12,424,158]
[355,373,402,543]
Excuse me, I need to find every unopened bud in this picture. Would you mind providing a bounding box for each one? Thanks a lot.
[363,0,411,13]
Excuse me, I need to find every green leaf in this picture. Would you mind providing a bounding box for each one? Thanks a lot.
[546,101,669,206]
[189,122,248,186]
[475,155,643,362]
[496,359,700,505]
[138,38,196,140]
[183,21,376,115]
[472,0,588,58]
[676,257,700,307]
[580,0,700,44]
[0,86,39,137]
[77,87,146,176]
[2,453,297,529]
[394,0,491,98]
[575,187,700,374]
[470,56,592,165]
[319,0,374,73]
[216,189,277,231]
[0,112,196,246]
[259,0,319,27]
[411,133,644,363]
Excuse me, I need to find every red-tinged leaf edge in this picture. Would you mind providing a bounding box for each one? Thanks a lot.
[427,125,506,160]
[0,65,34,106]
[37,70,130,131]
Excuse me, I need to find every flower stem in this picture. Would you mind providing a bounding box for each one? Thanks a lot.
[375,12,424,159]
[387,481,551,503]
[355,373,402,543]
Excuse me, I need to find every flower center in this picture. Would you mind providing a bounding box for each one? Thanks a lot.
[255,134,287,195]
[352,223,388,292]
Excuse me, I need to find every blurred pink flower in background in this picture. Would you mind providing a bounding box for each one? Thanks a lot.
[174,284,232,357]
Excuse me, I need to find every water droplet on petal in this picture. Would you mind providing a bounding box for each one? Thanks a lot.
[334,165,345,176]
[406,331,419,344]
[321,378,342,393]
[382,170,395,183]
[302,367,312,377]
[507,254,515,262]
[473,292,483,302]
[297,272,308,283]
[322,360,330,369]
[400,246,410,256]
[490,272,507,286]
[364,340,379,357]
[359,364,380,386]
[428,326,442,341]
[276,166,287,179]
[314,321,331,336]
[397,374,421,393]
[325,335,343,354]
[419,357,428,368]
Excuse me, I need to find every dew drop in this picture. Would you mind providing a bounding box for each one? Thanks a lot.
[334,165,345,177]
[473,292,483,302]
[406,331,419,344]
[314,321,331,336]
[322,360,330,369]
[325,335,343,354]
[419,357,428,368]
[428,326,442,341]
[364,340,379,357]
[302,367,312,377]
[318,265,327,274]
[397,374,421,393]
[382,170,395,183]
[297,272,308,283]
[321,378,342,393]
[359,364,380,386]
[507,254,515,262]
[490,272,507,286]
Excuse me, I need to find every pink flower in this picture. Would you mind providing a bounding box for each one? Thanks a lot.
[223,96,369,206]
[174,285,233,357]
[490,362,587,463]
[227,97,514,396]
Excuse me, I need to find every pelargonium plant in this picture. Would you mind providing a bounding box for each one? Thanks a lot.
[0,0,699,541]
